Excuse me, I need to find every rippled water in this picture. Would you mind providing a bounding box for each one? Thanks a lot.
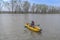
[0,14,60,40]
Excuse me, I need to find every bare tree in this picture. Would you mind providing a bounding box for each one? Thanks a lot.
[22,1,30,12]
[35,4,48,13]
[3,2,12,12]
[41,5,48,13]
[31,3,36,12]
[0,3,2,12]
[12,0,21,12]
[15,5,21,12]
[35,4,41,13]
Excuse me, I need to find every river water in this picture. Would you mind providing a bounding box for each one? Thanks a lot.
[0,14,60,40]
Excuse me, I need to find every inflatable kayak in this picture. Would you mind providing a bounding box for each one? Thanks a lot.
[25,23,42,32]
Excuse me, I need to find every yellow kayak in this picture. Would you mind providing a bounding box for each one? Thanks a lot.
[25,23,42,32]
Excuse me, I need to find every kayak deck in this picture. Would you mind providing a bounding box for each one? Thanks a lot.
[25,23,42,32]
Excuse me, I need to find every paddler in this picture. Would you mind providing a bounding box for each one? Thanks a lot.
[31,21,35,27]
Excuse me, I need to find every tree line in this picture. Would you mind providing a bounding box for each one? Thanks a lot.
[0,0,60,13]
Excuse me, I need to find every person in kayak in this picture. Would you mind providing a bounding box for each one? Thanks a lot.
[31,21,35,27]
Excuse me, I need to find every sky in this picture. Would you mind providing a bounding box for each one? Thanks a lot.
[27,0,60,6]
[1,0,60,6]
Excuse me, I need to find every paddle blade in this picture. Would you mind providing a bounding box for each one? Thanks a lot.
[37,25,40,26]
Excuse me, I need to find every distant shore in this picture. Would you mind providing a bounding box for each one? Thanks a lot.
[0,11,60,14]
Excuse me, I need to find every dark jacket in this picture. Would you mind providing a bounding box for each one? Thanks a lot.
[31,21,35,27]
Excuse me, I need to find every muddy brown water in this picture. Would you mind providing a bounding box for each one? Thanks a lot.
[0,14,60,40]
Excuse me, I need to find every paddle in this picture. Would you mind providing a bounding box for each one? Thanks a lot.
[35,24,40,26]
[37,24,40,26]
[24,26,27,31]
